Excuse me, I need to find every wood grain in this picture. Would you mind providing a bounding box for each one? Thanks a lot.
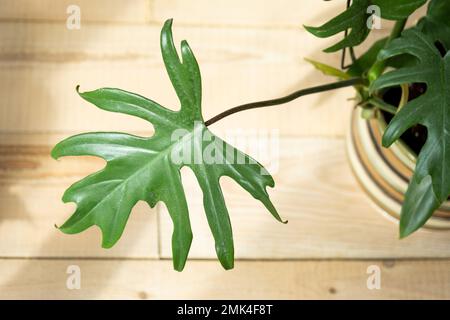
[0,0,445,300]
[0,0,151,23]
[0,145,159,258]
[0,259,449,299]
[151,0,343,28]
[0,22,383,137]
[2,137,450,260]
[152,0,427,28]
[0,0,426,28]
[159,138,450,259]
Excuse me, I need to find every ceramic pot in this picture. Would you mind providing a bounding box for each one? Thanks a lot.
[346,108,450,229]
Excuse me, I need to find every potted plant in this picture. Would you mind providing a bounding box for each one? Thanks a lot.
[52,0,450,271]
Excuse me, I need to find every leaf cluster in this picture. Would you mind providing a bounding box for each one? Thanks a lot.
[307,0,450,236]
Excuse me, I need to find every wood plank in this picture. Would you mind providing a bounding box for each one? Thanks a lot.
[0,0,151,23]
[3,137,450,260]
[159,138,450,259]
[0,259,449,299]
[0,22,382,137]
[0,0,427,28]
[0,145,158,258]
[152,0,428,28]
[152,0,343,28]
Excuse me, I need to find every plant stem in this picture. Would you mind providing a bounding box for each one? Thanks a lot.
[340,0,356,69]
[367,97,397,115]
[205,78,364,126]
[367,18,407,83]
[398,84,409,111]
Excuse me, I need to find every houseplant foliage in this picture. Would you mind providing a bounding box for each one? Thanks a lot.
[306,0,450,237]
[304,0,427,52]
[52,20,284,271]
[53,1,450,271]
[372,29,450,236]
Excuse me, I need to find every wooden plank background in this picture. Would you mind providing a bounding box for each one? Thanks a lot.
[1,0,449,299]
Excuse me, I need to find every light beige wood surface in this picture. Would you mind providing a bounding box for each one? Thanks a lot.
[0,0,448,299]
[0,0,151,23]
[0,21,358,137]
[0,144,159,258]
[0,259,449,299]
[0,0,346,27]
[159,138,450,259]
[2,137,450,260]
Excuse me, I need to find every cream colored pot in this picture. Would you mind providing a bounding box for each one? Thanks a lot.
[346,108,450,229]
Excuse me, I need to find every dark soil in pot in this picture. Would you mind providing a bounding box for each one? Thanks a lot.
[380,83,428,156]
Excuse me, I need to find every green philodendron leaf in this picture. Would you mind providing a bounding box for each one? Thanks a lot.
[347,38,387,77]
[417,0,450,50]
[305,0,427,53]
[52,19,284,271]
[371,28,450,238]
[348,36,418,78]
[305,58,351,80]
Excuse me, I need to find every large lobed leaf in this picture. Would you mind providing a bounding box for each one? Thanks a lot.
[371,28,450,237]
[417,0,450,50]
[52,19,284,271]
[305,0,427,53]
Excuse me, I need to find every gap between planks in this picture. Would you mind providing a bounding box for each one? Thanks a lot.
[2,136,450,260]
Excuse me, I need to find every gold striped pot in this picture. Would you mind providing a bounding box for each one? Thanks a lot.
[346,108,450,229]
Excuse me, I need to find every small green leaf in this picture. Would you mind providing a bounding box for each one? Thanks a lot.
[305,0,426,53]
[347,36,417,78]
[52,19,284,271]
[371,28,450,237]
[305,58,350,80]
[347,38,387,77]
